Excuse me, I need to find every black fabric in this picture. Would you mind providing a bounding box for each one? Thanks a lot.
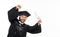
[7,7,41,37]
[18,11,31,17]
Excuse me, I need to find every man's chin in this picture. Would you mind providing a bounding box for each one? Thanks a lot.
[21,21,25,23]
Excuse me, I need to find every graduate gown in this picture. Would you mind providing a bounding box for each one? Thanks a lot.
[7,7,41,37]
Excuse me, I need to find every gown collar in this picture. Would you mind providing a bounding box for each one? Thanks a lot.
[18,21,25,26]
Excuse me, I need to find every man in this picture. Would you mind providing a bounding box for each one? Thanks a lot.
[7,5,42,37]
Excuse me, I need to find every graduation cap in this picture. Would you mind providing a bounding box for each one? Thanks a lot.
[18,11,31,17]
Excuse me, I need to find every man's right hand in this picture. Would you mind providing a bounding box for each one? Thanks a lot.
[16,5,21,9]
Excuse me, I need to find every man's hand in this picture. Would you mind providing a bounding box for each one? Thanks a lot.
[16,5,21,9]
[37,18,42,24]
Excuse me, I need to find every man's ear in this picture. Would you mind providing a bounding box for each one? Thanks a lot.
[19,16,21,21]
[19,17,20,20]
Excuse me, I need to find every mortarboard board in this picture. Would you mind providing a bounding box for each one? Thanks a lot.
[18,11,31,17]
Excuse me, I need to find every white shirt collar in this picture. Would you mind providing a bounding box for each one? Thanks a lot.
[19,21,24,24]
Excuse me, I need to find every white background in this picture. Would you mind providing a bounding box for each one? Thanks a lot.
[0,0,58,37]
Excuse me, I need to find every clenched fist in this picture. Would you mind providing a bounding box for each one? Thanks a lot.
[16,5,21,9]
[37,18,42,24]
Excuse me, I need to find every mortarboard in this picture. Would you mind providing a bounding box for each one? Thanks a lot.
[18,11,31,17]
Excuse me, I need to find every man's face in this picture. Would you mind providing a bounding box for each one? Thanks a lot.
[19,15,27,23]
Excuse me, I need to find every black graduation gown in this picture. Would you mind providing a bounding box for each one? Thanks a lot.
[7,7,41,37]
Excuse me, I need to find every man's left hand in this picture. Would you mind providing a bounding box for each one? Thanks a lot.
[37,18,42,25]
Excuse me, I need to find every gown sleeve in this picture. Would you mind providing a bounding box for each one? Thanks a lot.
[8,7,18,23]
[26,23,41,34]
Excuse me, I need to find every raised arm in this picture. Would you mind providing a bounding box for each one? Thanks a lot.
[8,5,21,22]
[27,18,42,34]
